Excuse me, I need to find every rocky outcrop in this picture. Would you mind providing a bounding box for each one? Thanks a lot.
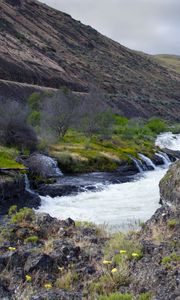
[0,211,106,299]
[0,0,180,119]
[26,154,63,179]
[159,160,180,206]
[0,173,41,214]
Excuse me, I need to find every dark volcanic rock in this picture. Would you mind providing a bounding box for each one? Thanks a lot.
[27,154,63,179]
[24,253,55,273]
[0,174,41,215]
[30,289,82,300]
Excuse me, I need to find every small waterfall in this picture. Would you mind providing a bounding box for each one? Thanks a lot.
[132,158,145,173]
[155,152,171,167]
[138,153,156,170]
[24,174,35,195]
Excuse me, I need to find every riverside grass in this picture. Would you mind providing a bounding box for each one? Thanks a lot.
[49,117,167,174]
[0,116,171,172]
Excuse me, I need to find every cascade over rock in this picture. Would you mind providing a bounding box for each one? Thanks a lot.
[27,154,63,179]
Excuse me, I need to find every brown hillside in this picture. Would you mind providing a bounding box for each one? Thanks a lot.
[0,0,180,119]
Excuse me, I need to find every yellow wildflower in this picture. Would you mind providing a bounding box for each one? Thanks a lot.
[58,266,64,271]
[25,275,32,282]
[103,260,112,265]
[120,250,127,254]
[8,247,16,251]
[44,283,52,289]
[132,252,139,258]
[111,268,118,273]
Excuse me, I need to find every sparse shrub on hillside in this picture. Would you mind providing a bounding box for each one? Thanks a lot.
[0,100,37,152]
[146,118,168,134]
[77,87,114,137]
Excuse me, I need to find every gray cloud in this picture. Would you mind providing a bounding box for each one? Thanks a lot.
[40,0,180,54]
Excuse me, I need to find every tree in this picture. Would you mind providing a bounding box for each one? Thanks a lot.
[39,89,80,141]
[0,100,37,152]
[76,87,114,137]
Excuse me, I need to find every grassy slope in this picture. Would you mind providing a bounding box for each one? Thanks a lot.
[50,129,156,174]
[0,146,24,169]
[154,54,180,74]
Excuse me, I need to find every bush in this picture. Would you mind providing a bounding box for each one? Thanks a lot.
[167,219,178,229]
[138,292,152,300]
[8,205,17,216]
[146,118,168,134]
[0,100,37,152]
[24,235,39,244]
[98,293,132,300]
[11,208,35,224]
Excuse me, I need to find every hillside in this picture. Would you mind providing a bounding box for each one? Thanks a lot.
[0,0,180,119]
[154,54,180,75]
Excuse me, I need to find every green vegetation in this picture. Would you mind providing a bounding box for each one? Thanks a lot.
[167,219,179,229]
[24,235,39,244]
[87,232,142,297]
[98,293,133,300]
[49,116,172,174]
[0,146,24,169]
[10,207,35,224]
[162,253,180,265]
[138,292,152,300]
[154,54,180,74]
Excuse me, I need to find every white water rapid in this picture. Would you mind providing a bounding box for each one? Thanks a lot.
[38,133,180,231]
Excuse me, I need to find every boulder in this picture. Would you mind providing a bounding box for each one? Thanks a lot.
[159,160,180,207]
[27,154,63,179]
[24,253,55,273]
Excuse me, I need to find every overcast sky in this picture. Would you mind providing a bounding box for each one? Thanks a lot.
[40,0,180,55]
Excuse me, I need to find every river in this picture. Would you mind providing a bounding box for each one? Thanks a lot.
[38,132,180,231]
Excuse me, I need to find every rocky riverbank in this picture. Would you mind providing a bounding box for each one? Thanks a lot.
[0,161,179,300]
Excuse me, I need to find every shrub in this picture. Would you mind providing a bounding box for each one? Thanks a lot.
[11,208,35,224]
[24,235,39,244]
[146,118,168,134]
[55,270,79,290]
[98,293,132,300]
[8,205,17,216]
[167,219,178,229]
[138,292,152,300]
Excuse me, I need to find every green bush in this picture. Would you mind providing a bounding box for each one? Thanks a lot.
[24,235,39,244]
[146,118,168,134]
[138,292,152,300]
[98,293,132,300]
[8,205,17,216]
[11,208,35,224]
[167,219,178,229]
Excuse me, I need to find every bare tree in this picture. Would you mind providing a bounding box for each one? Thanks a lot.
[76,87,114,137]
[39,89,80,141]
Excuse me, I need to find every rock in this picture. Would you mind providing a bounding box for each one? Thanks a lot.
[30,289,82,300]
[0,281,12,300]
[162,148,179,161]
[0,251,20,271]
[152,153,164,165]
[159,160,180,207]
[0,174,41,215]
[24,253,55,273]
[27,154,63,179]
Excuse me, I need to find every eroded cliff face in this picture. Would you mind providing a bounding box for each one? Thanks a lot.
[159,160,180,207]
[0,0,180,119]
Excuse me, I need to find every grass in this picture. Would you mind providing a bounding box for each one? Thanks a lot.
[0,146,24,169]
[50,123,156,174]
[154,54,180,74]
